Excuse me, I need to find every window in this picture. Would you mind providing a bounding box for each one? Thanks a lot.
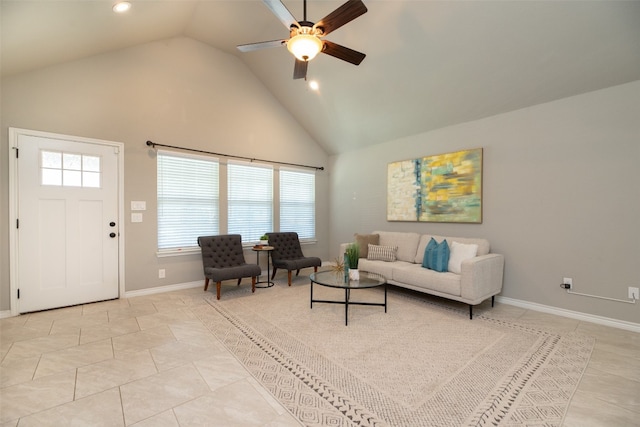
[227,161,273,242]
[41,150,101,188]
[156,152,317,251]
[157,151,219,251]
[280,168,315,240]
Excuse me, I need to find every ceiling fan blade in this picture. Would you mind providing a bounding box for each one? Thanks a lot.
[293,59,308,80]
[322,40,366,65]
[262,0,298,29]
[314,0,367,36]
[237,39,286,52]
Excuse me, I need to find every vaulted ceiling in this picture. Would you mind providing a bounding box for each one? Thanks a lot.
[2,1,640,154]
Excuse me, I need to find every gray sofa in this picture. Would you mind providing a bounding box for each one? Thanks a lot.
[341,231,504,318]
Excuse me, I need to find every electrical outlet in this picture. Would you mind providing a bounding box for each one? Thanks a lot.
[563,277,572,289]
[629,287,639,300]
[159,269,165,279]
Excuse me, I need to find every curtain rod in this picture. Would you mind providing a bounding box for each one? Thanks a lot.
[146,140,324,171]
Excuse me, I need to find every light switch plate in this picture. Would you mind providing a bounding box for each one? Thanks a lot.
[131,201,146,211]
[131,213,143,223]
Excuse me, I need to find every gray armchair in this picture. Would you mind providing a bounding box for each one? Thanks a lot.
[198,234,261,300]
[267,232,321,286]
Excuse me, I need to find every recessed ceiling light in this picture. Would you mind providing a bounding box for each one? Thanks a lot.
[113,2,132,13]
[308,80,319,91]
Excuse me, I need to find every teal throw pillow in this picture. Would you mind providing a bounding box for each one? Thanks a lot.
[422,238,449,272]
[422,238,437,268]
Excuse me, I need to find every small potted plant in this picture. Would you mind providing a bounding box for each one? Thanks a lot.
[345,242,360,280]
[260,234,269,245]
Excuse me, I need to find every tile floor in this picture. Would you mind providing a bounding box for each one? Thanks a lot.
[1,285,638,426]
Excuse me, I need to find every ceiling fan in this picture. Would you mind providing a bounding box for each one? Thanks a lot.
[237,0,368,80]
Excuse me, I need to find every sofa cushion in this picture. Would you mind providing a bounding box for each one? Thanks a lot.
[374,231,421,262]
[367,244,398,262]
[354,233,379,258]
[393,264,461,296]
[448,241,478,274]
[422,238,449,272]
[358,258,402,279]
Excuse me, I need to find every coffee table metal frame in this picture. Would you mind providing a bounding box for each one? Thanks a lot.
[309,270,387,325]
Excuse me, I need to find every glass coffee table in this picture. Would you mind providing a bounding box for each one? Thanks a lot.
[309,270,387,325]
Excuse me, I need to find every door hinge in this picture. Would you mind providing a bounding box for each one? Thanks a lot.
[16,219,19,229]
[13,147,19,158]
[17,289,20,299]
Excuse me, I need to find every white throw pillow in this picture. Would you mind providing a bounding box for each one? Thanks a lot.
[448,241,478,274]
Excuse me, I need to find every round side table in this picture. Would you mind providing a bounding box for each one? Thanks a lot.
[252,245,274,288]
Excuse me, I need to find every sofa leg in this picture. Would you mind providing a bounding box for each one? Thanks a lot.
[271,267,277,280]
[314,266,318,273]
[469,305,473,320]
[492,296,495,307]
[216,282,221,300]
[251,276,256,293]
[296,269,301,277]
[287,271,292,286]
[237,278,241,286]
[204,277,209,291]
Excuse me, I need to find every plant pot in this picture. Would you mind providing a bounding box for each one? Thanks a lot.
[260,240,268,245]
[349,269,360,281]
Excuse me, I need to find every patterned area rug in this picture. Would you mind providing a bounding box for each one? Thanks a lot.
[192,275,593,427]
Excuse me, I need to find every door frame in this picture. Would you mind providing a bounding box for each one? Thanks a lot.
[8,127,125,316]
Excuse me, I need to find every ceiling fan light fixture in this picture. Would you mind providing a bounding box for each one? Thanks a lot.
[287,33,323,62]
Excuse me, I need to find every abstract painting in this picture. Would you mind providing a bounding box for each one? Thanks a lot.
[387,148,483,223]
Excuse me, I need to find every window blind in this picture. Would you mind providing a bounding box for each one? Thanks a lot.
[157,151,219,250]
[227,161,273,242]
[280,168,315,240]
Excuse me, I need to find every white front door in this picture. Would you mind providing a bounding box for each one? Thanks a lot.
[12,129,122,313]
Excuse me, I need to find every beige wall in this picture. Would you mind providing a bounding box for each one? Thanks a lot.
[2,35,638,325]
[329,80,640,324]
[0,37,330,310]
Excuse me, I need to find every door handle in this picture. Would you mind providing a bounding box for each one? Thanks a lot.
[109,222,116,227]
[109,232,117,238]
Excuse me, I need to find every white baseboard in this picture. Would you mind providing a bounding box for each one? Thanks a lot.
[124,281,202,298]
[497,296,640,333]
[0,310,13,319]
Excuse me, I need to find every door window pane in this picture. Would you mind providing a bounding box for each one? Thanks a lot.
[83,156,100,172]
[41,150,102,188]
[63,153,82,170]
[42,151,61,168]
[42,168,62,186]
[63,170,82,187]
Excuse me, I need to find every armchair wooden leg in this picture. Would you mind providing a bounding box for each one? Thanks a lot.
[295,269,300,277]
[237,278,241,286]
[204,277,209,291]
[314,266,318,273]
[287,271,292,286]
[216,282,221,300]
[271,267,277,280]
[251,276,256,293]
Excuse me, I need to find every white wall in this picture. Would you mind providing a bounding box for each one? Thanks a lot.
[329,80,640,324]
[0,37,330,309]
